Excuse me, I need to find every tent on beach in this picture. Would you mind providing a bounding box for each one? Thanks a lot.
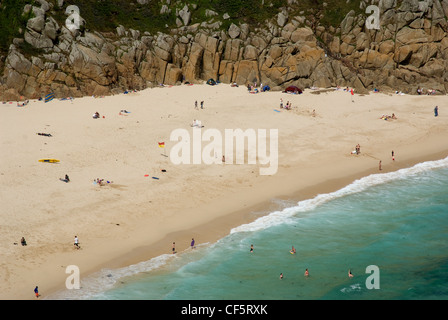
[206,78,217,86]
[284,86,302,94]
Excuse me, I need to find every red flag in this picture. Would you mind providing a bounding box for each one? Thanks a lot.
[351,88,354,95]
[158,142,165,148]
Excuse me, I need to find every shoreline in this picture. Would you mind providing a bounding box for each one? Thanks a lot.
[1,85,447,300]
[45,148,448,299]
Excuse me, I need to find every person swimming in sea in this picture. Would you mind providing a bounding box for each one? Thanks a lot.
[290,246,296,254]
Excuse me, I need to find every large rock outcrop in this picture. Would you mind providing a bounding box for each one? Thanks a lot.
[1,0,447,101]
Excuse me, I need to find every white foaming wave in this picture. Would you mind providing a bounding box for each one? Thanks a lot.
[340,283,362,293]
[230,156,448,234]
[46,253,174,300]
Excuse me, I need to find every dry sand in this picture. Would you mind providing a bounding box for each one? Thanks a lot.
[1,84,447,300]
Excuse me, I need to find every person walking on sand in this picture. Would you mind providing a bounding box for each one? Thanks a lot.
[434,106,439,117]
[172,242,176,254]
[191,238,195,249]
[74,236,79,249]
[200,101,204,109]
[195,100,198,110]
[379,160,382,171]
[391,150,395,161]
[34,286,39,298]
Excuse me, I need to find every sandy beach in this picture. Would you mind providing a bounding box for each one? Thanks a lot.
[1,84,447,300]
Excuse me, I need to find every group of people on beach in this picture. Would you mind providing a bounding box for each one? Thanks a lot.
[171,238,196,255]
[380,113,397,120]
[17,100,30,107]
[279,99,293,110]
[417,87,437,95]
[94,178,113,186]
[194,100,204,110]
[246,82,268,93]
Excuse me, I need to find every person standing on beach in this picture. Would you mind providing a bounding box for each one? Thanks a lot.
[172,242,176,254]
[195,101,198,109]
[200,101,204,109]
[34,286,39,298]
[191,238,195,249]
[391,150,395,161]
[434,106,438,117]
[379,160,382,171]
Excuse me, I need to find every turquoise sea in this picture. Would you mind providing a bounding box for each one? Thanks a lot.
[50,157,448,300]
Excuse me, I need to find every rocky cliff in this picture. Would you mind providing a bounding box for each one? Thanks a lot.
[1,0,448,101]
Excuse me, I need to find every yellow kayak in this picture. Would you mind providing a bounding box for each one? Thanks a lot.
[38,159,60,163]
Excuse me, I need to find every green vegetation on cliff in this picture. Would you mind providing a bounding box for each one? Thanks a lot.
[0,0,364,54]
[0,0,33,53]
[57,0,175,34]
[57,0,289,33]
